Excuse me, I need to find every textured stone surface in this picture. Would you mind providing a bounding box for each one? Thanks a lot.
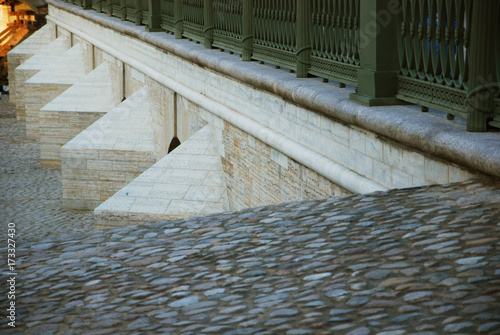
[24,43,87,139]
[0,96,94,243]
[94,125,229,228]
[46,0,500,181]
[12,36,68,121]
[61,87,156,210]
[1,101,500,333]
[40,62,116,167]
[7,25,54,116]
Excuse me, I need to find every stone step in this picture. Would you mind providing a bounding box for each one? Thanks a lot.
[94,125,229,229]
[61,86,157,210]
[40,62,117,168]
[24,43,87,140]
[13,36,68,120]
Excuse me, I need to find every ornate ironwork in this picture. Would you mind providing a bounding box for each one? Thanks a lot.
[397,0,471,119]
[309,0,360,85]
[64,0,500,131]
[212,0,243,54]
[182,0,205,43]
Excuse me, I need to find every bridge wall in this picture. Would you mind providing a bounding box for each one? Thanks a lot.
[38,3,485,212]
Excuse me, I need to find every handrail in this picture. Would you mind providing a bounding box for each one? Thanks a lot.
[70,0,499,131]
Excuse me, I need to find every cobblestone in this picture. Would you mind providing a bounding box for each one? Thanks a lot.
[1,95,500,334]
[0,95,94,243]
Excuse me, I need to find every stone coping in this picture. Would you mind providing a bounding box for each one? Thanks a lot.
[46,0,500,179]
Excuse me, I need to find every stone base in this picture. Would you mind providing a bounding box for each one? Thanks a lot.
[23,43,87,139]
[7,25,55,115]
[14,37,69,121]
[62,87,157,210]
[40,63,116,167]
[94,125,229,229]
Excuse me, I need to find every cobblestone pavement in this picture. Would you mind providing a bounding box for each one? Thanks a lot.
[0,95,94,243]
[1,169,500,334]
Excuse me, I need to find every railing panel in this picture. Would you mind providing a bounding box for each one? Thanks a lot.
[110,0,121,18]
[125,0,135,22]
[309,0,360,86]
[161,0,175,33]
[212,0,243,54]
[252,0,297,70]
[91,0,103,12]
[182,0,204,43]
[397,0,471,118]
[142,0,149,25]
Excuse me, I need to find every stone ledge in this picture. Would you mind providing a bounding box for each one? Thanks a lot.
[46,0,500,179]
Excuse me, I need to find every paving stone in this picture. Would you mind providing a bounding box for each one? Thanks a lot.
[2,93,500,334]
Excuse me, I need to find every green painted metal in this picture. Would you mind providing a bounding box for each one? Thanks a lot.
[466,0,497,131]
[174,0,184,38]
[83,0,92,9]
[350,0,401,106]
[296,0,311,78]
[142,0,150,25]
[212,0,243,55]
[160,0,175,33]
[204,0,213,48]
[396,0,471,117]
[106,0,113,16]
[135,0,143,25]
[242,0,253,60]
[147,0,163,31]
[252,0,297,71]
[309,0,360,86]
[92,0,103,13]
[121,0,127,20]
[64,0,500,131]
[182,0,205,43]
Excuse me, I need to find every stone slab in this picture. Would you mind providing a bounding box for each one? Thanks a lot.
[94,125,229,229]
[13,37,68,120]
[7,24,53,100]
[24,43,87,139]
[39,62,116,167]
[61,86,156,210]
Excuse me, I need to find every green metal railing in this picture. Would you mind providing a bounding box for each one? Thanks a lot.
[71,0,498,131]
[212,0,242,55]
[310,0,360,87]
[160,0,175,32]
[252,0,297,71]
[396,0,470,120]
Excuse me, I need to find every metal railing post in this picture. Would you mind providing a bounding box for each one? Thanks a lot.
[350,0,401,106]
[203,0,213,48]
[466,0,497,132]
[242,0,253,61]
[121,0,127,20]
[147,0,163,32]
[135,0,142,25]
[96,0,102,13]
[83,0,92,9]
[174,0,183,39]
[296,0,311,78]
[106,0,113,16]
